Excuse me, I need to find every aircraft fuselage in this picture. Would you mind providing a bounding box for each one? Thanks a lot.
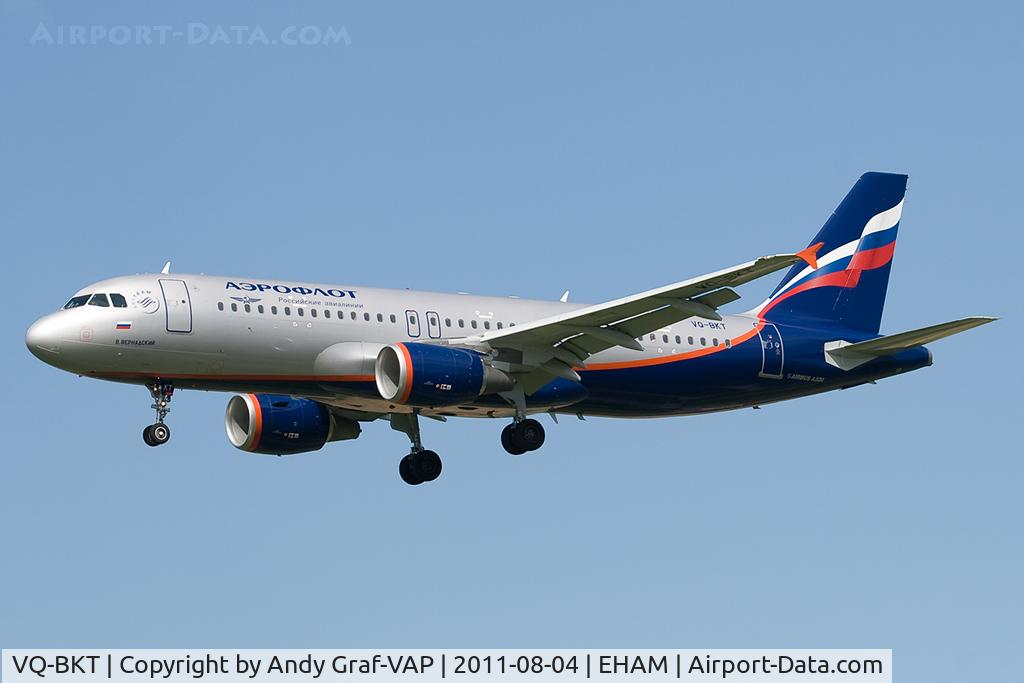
[26,273,931,419]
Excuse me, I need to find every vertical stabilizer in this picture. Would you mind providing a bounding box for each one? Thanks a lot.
[758,172,907,334]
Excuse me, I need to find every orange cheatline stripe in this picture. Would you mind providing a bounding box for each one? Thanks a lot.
[247,393,263,452]
[580,321,764,371]
[396,342,414,403]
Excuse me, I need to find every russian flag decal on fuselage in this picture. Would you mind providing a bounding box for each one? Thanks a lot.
[115,321,132,330]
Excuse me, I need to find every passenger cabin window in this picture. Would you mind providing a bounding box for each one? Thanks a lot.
[365,313,371,321]
[445,318,452,327]
[311,308,317,318]
[109,293,128,308]
[350,312,357,320]
[390,314,397,323]
[88,293,109,307]
[471,320,478,329]
[458,319,465,328]
[284,307,291,316]
[700,337,706,346]
[244,304,251,313]
[377,313,384,322]
[688,336,694,345]
[675,335,681,344]
[483,321,491,330]
[217,302,225,311]
[231,303,238,312]
[63,295,90,309]
[271,306,278,315]
[324,310,330,318]
[497,322,503,329]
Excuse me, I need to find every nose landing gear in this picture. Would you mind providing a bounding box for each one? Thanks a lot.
[143,381,174,447]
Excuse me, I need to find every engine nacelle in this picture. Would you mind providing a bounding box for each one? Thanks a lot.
[225,393,360,455]
[375,342,512,407]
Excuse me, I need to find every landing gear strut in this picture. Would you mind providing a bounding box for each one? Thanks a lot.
[501,418,545,455]
[391,411,442,486]
[143,381,173,447]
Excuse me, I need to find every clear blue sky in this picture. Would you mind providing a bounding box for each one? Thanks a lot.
[1,2,1019,681]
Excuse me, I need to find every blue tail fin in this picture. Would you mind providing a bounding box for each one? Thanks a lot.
[758,172,907,334]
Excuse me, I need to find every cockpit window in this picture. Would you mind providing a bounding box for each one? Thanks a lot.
[109,293,128,308]
[88,293,110,307]
[63,295,90,309]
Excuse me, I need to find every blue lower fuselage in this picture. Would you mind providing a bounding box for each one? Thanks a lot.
[568,319,931,417]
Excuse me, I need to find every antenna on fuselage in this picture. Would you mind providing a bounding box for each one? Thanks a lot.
[559,290,569,303]
[160,261,171,274]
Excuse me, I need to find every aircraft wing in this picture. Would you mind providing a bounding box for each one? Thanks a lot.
[452,246,821,392]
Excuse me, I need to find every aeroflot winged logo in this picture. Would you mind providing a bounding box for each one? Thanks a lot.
[132,290,160,314]
[226,281,357,298]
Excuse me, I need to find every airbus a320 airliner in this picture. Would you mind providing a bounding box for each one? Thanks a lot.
[26,173,993,484]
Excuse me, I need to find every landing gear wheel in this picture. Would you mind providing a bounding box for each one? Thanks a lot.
[144,423,170,447]
[501,424,527,455]
[399,450,443,485]
[149,423,170,445]
[413,450,442,482]
[503,418,545,454]
[399,454,420,485]
[515,418,545,451]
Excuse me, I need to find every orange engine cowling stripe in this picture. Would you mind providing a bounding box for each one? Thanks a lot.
[247,393,263,451]
[396,343,414,404]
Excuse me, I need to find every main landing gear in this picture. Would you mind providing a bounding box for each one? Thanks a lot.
[142,381,174,447]
[501,418,545,455]
[391,411,443,486]
[497,386,546,455]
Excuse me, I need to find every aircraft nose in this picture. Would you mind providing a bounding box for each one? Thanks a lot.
[26,315,63,361]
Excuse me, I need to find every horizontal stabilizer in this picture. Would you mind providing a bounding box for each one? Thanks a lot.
[825,316,996,370]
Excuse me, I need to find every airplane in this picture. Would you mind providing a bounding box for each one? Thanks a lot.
[26,172,994,485]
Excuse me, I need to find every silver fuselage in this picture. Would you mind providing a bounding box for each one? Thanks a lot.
[27,273,771,418]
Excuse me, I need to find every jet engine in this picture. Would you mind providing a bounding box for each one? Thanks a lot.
[225,393,360,455]
[375,342,513,407]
